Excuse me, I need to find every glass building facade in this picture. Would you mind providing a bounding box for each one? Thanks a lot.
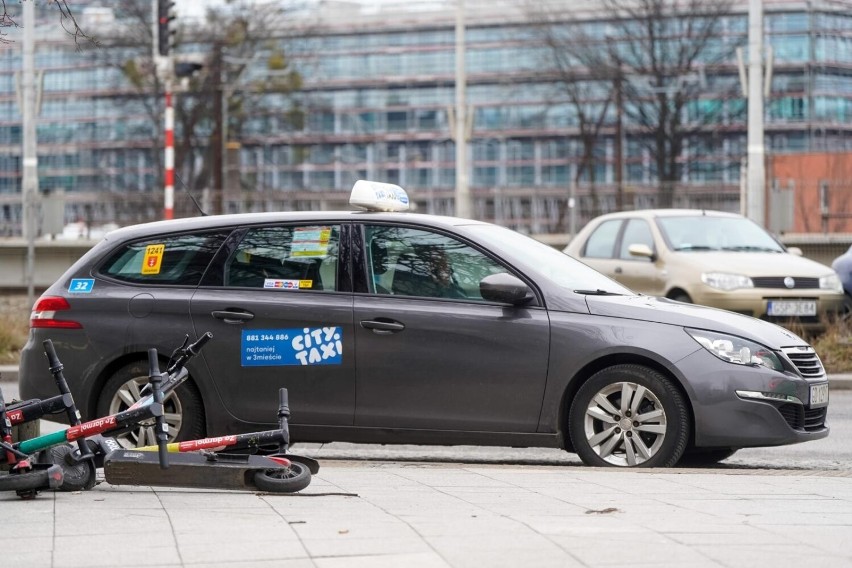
[0,0,850,235]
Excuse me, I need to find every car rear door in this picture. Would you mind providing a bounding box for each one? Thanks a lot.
[189,222,355,427]
[352,223,550,432]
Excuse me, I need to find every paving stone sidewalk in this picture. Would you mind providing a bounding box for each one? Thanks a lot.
[2,462,851,568]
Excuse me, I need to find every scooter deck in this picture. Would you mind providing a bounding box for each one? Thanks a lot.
[103,449,290,491]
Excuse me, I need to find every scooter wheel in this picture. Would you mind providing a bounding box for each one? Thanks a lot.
[253,462,311,493]
[38,445,97,491]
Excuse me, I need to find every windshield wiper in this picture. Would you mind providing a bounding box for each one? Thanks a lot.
[721,245,781,252]
[673,245,718,251]
[574,289,623,296]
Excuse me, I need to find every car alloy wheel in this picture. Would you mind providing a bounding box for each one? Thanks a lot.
[569,364,689,467]
[107,376,184,449]
[97,360,205,450]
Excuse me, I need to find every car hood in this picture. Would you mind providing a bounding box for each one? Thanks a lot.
[672,251,834,276]
[585,294,805,348]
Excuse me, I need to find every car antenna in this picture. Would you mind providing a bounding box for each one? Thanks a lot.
[175,172,209,216]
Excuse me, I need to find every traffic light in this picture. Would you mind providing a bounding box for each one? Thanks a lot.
[175,62,204,78]
[157,0,176,56]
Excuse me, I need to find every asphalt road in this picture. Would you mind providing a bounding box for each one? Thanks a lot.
[4,381,850,472]
[295,392,852,472]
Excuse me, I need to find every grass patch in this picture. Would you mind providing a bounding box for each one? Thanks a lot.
[0,294,30,364]
[811,313,852,374]
[0,316,28,364]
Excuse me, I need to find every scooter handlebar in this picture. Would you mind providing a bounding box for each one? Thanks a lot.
[187,332,213,356]
[166,332,213,374]
[147,348,161,378]
[42,339,62,371]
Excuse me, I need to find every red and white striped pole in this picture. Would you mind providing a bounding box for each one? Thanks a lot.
[164,89,174,220]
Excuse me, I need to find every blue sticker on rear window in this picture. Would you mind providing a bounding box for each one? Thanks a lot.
[68,278,94,293]
[241,327,342,367]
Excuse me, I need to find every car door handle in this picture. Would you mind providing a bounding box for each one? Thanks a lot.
[360,319,405,334]
[614,267,623,274]
[211,310,255,324]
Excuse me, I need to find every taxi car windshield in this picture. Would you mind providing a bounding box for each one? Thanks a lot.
[470,224,632,295]
[657,216,785,253]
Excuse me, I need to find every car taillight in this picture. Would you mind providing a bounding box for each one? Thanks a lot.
[30,296,83,329]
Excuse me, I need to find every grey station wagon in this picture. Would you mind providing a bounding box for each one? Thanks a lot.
[19,182,830,468]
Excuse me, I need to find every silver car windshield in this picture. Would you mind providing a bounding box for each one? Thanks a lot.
[469,224,633,295]
[658,216,784,253]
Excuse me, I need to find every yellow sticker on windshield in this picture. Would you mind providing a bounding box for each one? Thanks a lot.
[142,244,165,275]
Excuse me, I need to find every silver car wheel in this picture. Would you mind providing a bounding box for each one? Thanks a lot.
[582,381,668,467]
[107,376,184,449]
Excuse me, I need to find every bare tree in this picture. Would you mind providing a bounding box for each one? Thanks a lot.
[529,10,616,230]
[93,0,307,217]
[528,0,743,210]
[1,0,95,44]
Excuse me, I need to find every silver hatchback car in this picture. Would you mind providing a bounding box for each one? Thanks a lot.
[19,182,830,468]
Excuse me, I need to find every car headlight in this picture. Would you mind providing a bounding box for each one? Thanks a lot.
[685,328,784,371]
[819,273,844,293]
[701,272,754,291]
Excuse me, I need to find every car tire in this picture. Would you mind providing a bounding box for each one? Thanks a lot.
[569,364,690,468]
[670,292,692,304]
[677,447,738,467]
[96,360,205,449]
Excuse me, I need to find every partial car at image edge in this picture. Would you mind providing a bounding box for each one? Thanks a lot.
[831,243,852,311]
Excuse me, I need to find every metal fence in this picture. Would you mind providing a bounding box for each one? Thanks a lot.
[1,183,850,269]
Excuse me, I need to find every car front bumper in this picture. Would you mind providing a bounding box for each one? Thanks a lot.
[675,349,830,448]
[687,288,845,329]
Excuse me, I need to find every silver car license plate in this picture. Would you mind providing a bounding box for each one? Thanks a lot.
[767,300,817,316]
[810,383,829,407]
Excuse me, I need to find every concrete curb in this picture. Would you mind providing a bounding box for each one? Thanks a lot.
[2,365,852,389]
[0,364,18,384]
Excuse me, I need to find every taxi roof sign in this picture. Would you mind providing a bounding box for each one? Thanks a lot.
[349,180,410,212]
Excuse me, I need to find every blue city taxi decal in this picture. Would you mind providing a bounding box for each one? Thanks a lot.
[241,327,342,367]
[68,278,95,293]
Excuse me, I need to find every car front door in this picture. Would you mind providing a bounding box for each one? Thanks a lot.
[615,218,666,296]
[352,223,550,432]
[189,223,355,427]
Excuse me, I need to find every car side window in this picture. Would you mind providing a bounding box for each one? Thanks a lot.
[364,225,506,300]
[225,225,340,291]
[583,219,622,259]
[99,231,228,285]
[618,219,655,261]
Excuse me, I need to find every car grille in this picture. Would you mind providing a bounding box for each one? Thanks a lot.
[781,346,826,378]
[752,276,820,289]
[778,403,828,431]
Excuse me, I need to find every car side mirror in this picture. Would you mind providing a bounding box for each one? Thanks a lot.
[480,273,534,305]
[628,243,656,262]
[787,246,803,256]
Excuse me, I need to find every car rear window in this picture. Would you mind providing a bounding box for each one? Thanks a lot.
[99,231,229,285]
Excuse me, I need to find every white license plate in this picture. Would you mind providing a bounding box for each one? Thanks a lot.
[810,383,829,407]
[767,300,817,316]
